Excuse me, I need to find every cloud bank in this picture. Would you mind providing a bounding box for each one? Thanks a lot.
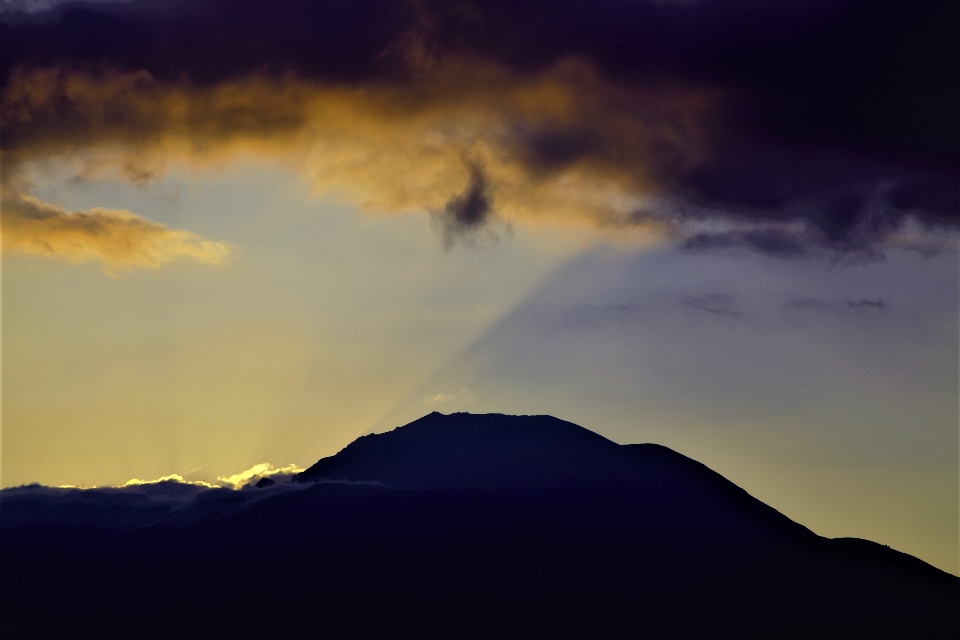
[1,0,956,259]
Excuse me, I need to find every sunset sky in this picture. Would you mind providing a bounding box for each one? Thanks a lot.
[1,0,957,573]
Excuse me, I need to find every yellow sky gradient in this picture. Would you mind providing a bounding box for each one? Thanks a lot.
[3,159,956,574]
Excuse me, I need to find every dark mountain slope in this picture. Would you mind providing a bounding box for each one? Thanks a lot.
[1,412,956,639]
[292,412,811,545]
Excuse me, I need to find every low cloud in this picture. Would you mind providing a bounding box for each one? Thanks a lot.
[1,480,216,535]
[217,462,305,489]
[9,462,307,495]
[121,462,306,491]
[123,474,220,490]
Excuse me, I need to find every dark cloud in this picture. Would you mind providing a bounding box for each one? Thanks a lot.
[442,161,491,229]
[436,0,959,250]
[1,0,956,255]
[0,483,204,535]
[0,0,127,14]
[677,217,954,263]
[510,124,602,175]
[0,0,405,85]
[0,477,312,535]
[783,297,890,313]
[887,174,960,220]
[555,292,747,331]
[656,143,957,257]
[847,298,887,310]
[432,159,507,248]
[682,229,809,260]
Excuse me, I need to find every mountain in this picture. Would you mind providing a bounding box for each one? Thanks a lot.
[1,412,956,639]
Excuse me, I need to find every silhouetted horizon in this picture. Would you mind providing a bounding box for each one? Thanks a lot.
[2,412,956,637]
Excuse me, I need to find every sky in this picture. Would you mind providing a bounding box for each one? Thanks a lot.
[1,0,957,572]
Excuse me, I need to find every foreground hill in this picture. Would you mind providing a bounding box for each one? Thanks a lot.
[2,412,956,638]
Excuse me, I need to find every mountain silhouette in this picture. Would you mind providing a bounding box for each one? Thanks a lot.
[2,412,956,639]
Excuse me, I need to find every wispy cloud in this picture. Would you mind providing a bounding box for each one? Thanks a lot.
[2,191,231,275]
[424,387,475,407]
[846,298,887,310]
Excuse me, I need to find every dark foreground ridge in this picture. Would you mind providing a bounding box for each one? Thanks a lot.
[2,412,957,638]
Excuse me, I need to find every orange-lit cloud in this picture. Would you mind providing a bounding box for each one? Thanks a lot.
[1,62,707,246]
[3,54,953,260]
[2,189,231,274]
[2,1,954,260]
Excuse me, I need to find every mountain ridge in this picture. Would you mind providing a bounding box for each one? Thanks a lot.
[291,411,813,545]
[1,411,956,638]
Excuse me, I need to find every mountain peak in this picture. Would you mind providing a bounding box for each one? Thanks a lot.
[295,412,619,490]
[3,412,953,638]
